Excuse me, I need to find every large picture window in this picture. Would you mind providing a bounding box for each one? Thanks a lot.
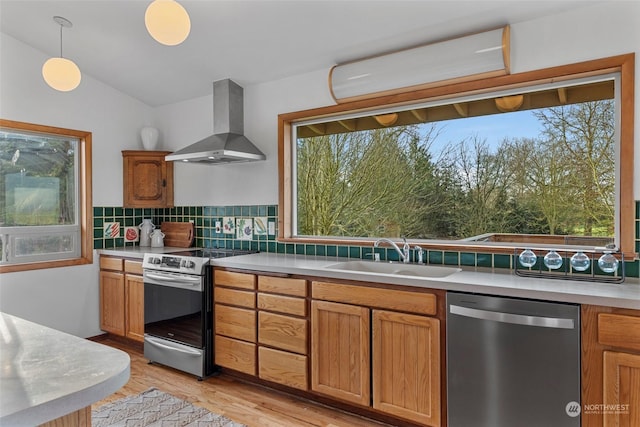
[0,120,92,272]
[279,55,635,256]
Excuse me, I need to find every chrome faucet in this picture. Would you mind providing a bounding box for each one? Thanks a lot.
[373,237,410,263]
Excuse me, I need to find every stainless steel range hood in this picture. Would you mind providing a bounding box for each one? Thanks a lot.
[165,79,266,164]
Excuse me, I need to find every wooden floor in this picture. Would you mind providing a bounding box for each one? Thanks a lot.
[95,338,390,427]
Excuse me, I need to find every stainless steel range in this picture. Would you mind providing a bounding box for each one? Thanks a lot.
[142,248,252,379]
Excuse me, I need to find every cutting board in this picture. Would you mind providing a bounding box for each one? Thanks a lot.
[161,222,194,247]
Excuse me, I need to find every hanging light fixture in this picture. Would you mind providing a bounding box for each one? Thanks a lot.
[145,0,191,46]
[42,16,81,92]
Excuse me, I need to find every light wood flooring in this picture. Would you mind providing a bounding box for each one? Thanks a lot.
[95,338,391,427]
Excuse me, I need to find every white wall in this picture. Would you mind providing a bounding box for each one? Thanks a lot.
[0,1,638,337]
[157,1,640,204]
[154,68,333,205]
[0,33,154,337]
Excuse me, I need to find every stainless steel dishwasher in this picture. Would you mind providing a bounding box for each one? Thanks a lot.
[446,292,581,427]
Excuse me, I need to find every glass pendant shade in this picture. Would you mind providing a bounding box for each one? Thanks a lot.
[42,57,81,92]
[145,0,191,46]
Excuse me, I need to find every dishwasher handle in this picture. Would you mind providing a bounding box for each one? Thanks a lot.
[449,304,575,329]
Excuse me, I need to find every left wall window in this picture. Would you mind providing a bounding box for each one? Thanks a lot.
[0,119,92,272]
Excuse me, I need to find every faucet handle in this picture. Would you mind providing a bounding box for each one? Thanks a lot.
[414,245,424,264]
[365,252,381,262]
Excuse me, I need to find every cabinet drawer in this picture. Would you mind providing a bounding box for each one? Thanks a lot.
[258,276,307,297]
[215,305,256,342]
[259,312,307,354]
[100,257,123,271]
[215,287,255,308]
[215,270,256,290]
[259,346,308,390]
[215,335,256,376]
[312,281,437,316]
[258,293,306,317]
[124,259,143,275]
[598,313,640,351]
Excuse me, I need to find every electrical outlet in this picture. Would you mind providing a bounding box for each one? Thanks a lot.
[215,221,221,233]
[268,221,275,235]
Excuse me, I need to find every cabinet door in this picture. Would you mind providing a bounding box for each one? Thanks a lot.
[99,271,125,335]
[123,151,173,208]
[311,300,370,406]
[125,274,144,342]
[603,351,640,427]
[372,310,440,426]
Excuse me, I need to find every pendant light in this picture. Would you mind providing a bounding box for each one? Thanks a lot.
[42,16,81,92]
[145,0,191,46]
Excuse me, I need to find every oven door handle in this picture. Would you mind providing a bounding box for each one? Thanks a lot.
[144,272,202,286]
[145,336,202,356]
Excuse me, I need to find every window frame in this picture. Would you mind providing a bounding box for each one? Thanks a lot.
[0,119,93,272]
[278,54,635,257]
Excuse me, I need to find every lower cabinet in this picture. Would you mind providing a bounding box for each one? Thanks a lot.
[310,280,442,426]
[258,346,307,390]
[256,275,309,390]
[603,351,640,427]
[213,270,257,375]
[213,270,443,426]
[99,256,144,342]
[372,310,441,426]
[124,274,145,341]
[100,270,125,335]
[311,300,370,406]
[582,305,640,427]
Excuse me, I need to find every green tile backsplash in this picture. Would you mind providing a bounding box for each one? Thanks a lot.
[93,202,640,279]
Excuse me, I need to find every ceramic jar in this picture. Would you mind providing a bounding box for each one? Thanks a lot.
[139,219,155,246]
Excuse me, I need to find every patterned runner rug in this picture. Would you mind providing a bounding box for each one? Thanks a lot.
[92,387,246,426]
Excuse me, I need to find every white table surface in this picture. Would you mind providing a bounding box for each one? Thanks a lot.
[0,312,130,426]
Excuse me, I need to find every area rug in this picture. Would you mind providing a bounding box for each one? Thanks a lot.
[92,387,246,426]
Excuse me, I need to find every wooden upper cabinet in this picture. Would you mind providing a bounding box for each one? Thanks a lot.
[122,150,173,208]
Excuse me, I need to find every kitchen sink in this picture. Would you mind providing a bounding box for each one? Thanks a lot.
[324,260,461,278]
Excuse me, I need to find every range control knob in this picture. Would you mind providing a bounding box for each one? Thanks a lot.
[183,260,196,269]
[149,257,161,265]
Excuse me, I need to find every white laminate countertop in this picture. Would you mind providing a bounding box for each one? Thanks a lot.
[210,252,640,310]
[98,245,193,259]
[0,313,130,426]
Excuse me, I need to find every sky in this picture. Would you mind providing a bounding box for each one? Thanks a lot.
[427,109,544,155]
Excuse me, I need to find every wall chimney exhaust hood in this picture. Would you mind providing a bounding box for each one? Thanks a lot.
[165,79,266,164]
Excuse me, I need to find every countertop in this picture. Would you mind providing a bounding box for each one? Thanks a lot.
[0,312,130,426]
[97,247,639,309]
[98,245,193,259]
[210,252,640,310]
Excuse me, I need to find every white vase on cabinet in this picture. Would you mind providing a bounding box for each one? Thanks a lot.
[140,127,159,150]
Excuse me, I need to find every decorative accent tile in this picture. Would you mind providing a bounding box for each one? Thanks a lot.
[104,222,120,238]
[222,217,235,234]
[236,218,253,240]
[124,226,139,242]
[253,217,268,236]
